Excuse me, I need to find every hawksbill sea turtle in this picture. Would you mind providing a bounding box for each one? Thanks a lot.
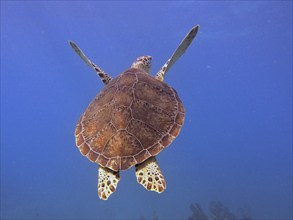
[69,25,199,200]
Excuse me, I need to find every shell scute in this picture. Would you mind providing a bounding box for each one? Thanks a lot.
[134,150,152,164]
[88,150,99,162]
[127,119,162,149]
[97,154,109,167]
[175,112,185,125]
[134,80,177,116]
[121,156,136,170]
[147,143,164,156]
[160,134,175,147]
[116,71,137,87]
[114,86,133,107]
[106,157,121,171]
[86,85,116,117]
[79,143,90,156]
[132,99,174,134]
[86,123,115,153]
[83,102,114,137]
[112,106,132,130]
[103,130,143,158]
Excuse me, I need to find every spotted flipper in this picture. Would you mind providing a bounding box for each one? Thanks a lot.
[135,156,166,193]
[69,41,112,85]
[97,166,120,200]
[156,25,199,81]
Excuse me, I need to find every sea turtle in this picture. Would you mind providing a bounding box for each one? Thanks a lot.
[69,25,199,200]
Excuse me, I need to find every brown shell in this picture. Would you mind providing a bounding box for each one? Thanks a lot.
[75,68,185,171]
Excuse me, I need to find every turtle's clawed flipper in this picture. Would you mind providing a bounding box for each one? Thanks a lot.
[135,156,166,193]
[156,25,199,81]
[69,41,112,85]
[98,166,120,200]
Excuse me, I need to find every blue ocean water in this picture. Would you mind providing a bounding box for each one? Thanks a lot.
[1,1,292,219]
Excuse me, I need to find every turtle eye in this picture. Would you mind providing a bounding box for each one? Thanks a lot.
[144,56,152,67]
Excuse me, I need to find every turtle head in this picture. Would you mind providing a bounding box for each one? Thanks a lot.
[131,55,152,74]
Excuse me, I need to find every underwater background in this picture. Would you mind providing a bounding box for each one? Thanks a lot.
[1,1,292,219]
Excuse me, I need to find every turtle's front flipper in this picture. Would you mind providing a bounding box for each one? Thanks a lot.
[135,156,166,193]
[155,25,199,81]
[69,41,112,85]
[98,166,120,200]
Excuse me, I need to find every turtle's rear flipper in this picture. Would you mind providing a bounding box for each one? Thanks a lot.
[135,156,166,193]
[98,166,120,200]
[156,25,199,81]
[69,41,112,85]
